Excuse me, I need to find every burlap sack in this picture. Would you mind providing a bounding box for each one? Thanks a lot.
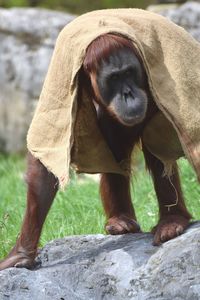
[27,9,200,188]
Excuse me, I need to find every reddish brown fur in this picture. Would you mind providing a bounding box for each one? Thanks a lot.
[84,34,138,74]
[0,34,191,271]
[83,34,191,240]
[0,154,58,270]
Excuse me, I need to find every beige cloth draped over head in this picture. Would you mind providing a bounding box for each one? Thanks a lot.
[27,9,200,188]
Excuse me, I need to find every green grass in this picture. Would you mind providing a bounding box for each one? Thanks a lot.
[0,154,200,258]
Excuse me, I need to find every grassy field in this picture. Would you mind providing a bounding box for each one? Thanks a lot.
[0,153,200,258]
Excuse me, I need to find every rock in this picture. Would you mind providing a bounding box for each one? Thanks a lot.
[160,1,200,42]
[0,8,74,152]
[0,222,200,300]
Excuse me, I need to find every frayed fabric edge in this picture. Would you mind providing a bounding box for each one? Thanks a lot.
[162,161,175,178]
[26,146,70,191]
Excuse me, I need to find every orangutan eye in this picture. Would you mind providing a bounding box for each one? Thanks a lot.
[110,73,119,81]
[125,67,135,77]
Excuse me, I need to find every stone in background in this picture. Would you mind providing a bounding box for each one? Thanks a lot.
[160,1,200,41]
[0,8,74,152]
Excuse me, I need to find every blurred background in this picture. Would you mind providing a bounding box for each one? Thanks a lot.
[0,0,200,257]
[0,0,187,13]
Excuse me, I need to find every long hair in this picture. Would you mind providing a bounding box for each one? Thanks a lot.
[83,34,138,74]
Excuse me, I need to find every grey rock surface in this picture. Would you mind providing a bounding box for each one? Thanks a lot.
[160,1,200,42]
[0,8,74,152]
[0,222,200,300]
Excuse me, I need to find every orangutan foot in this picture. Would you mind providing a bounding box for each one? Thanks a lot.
[105,215,141,235]
[0,246,37,271]
[152,214,190,246]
